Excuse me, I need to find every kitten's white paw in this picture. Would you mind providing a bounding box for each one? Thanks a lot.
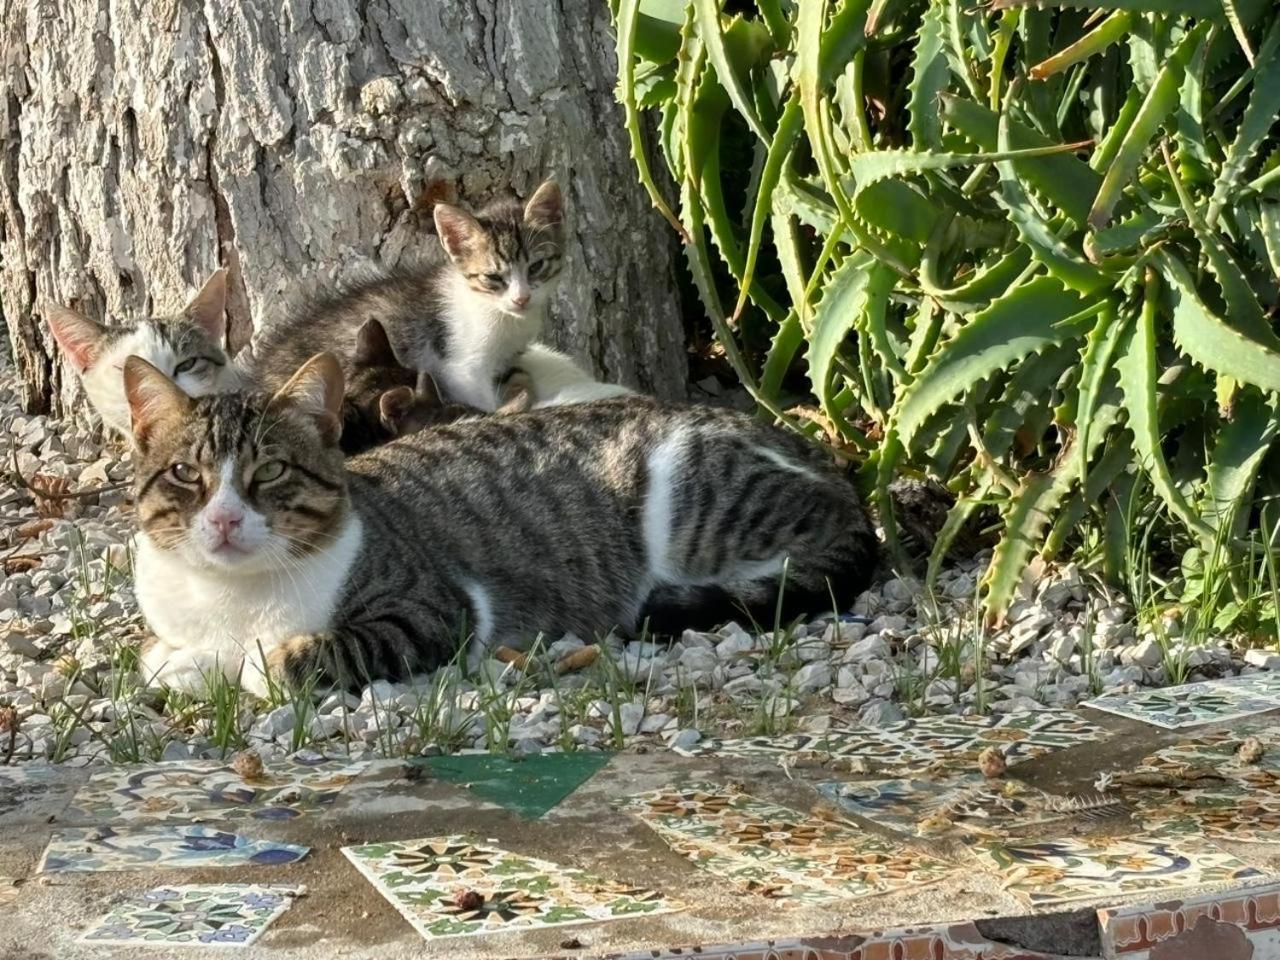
[138,638,238,696]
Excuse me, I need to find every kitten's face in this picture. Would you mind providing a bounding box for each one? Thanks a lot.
[125,354,348,575]
[433,179,564,318]
[47,270,238,435]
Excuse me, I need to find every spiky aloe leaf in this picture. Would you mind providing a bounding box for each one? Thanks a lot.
[615,0,688,240]
[941,96,1099,224]
[907,1,950,149]
[1075,303,1126,483]
[693,0,771,143]
[1203,389,1279,533]
[1207,18,1280,226]
[807,253,895,411]
[1117,278,1216,543]
[983,396,1122,620]
[733,95,803,320]
[994,107,1108,293]
[892,277,1092,451]
[983,344,1078,458]
[1161,251,1280,393]
[1029,10,1131,79]
[991,0,1219,14]
[921,246,1034,313]
[1089,24,1208,229]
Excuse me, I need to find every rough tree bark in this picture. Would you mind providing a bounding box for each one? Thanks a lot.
[0,0,688,417]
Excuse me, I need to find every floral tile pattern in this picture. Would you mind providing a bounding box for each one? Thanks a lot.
[1129,727,1280,843]
[815,774,1058,838]
[975,833,1265,907]
[64,754,368,824]
[80,883,304,947]
[1085,681,1280,729]
[676,711,1103,770]
[625,782,953,904]
[40,826,310,873]
[341,836,675,941]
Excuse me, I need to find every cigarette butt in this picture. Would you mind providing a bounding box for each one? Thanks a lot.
[555,644,600,675]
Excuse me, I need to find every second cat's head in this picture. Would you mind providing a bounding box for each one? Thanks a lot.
[124,353,348,574]
[433,179,564,318]
[46,270,241,435]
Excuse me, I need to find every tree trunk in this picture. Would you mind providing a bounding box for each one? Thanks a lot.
[0,0,688,417]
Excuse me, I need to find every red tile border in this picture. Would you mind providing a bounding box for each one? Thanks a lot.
[1098,880,1280,957]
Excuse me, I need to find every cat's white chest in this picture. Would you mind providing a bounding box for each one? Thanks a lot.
[133,517,362,691]
[434,294,543,410]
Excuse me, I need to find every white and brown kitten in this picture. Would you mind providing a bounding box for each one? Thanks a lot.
[125,353,877,697]
[45,270,240,435]
[251,180,570,413]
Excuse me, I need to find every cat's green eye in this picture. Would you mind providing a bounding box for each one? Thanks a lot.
[174,357,208,376]
[253,461,287,484]
[168,463,200,484]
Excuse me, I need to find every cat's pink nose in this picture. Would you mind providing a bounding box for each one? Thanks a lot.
[206,506,244,539]
[512,293,530,308]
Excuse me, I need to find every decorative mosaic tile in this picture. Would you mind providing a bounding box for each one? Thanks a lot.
[976,833,1265,908]
[64,754,368,823]
[80,883,304,947]
[815,775,1058,838]
[408,752,612,818]
[341,836,675,941]
[0,764,75,821]
[625,782,953,904]
[1099,879,1280,958]
[40,825,310,873]
[1214,671,1280,702]
[1085,681,1280,729]
[677,711,1104,770]
[596,922,1062,959]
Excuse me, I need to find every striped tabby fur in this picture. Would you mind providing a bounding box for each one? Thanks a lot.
[125,354,877,696]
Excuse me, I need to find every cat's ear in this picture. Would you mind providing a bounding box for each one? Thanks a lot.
[123,356,193,450]
[46,306,108,373]
[183,268,227,342]
[270,353,345,446]
[433,204,485,262]
[524,179,562,226]
[353,318,397,369]
[378,386,415,434]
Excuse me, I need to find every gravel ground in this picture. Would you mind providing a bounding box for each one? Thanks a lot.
[3,365,1278,769]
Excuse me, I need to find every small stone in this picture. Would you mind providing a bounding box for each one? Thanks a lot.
[1238,736,1265,764]
[639,713,670,734]
[249,706,296,741]
[231,749,265,780]
[666,728,700,750]
[792,662,831,695]
[161,741,191,762]
[1244,649,1280,670]
[617,702,644,737]
[1121,639,1163,669]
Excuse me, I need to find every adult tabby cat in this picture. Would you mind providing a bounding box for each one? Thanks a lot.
[250,180,577,413]
[125,354,876,696]
[46,270,240,434]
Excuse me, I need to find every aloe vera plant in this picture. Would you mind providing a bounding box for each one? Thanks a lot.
[612,0,1280,620]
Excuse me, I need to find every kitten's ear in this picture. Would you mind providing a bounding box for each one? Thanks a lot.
[353,318,397,368]
[433,204,484,262]
[183,268,227,342]
[378,386,415,434]
[123,356,193,450]
[46,306,108,373]
[523,179,562,226]
[269,353,345,446]
[414,370,442,406]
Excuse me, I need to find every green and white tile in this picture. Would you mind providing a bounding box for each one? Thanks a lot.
[341,836,676,941]
[80,883,304,947]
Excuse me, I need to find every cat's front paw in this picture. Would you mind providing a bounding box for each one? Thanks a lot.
[137,638,225,696]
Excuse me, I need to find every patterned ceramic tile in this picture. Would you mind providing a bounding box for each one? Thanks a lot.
[1099,879,1280,958]
[64,754,368,823]
[1085,681,1280,729]
[341,836,675,941]
[815,775,1058,838]
[408,752,612,818]
[39,825,310,873]
[80,883,304,947]
[0,764,75,821]
[625,782,953,904]
[1135,726,1280,775]
[677,711,1104,771]
[1215,671,1280,701]
[976,833,1265,908]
